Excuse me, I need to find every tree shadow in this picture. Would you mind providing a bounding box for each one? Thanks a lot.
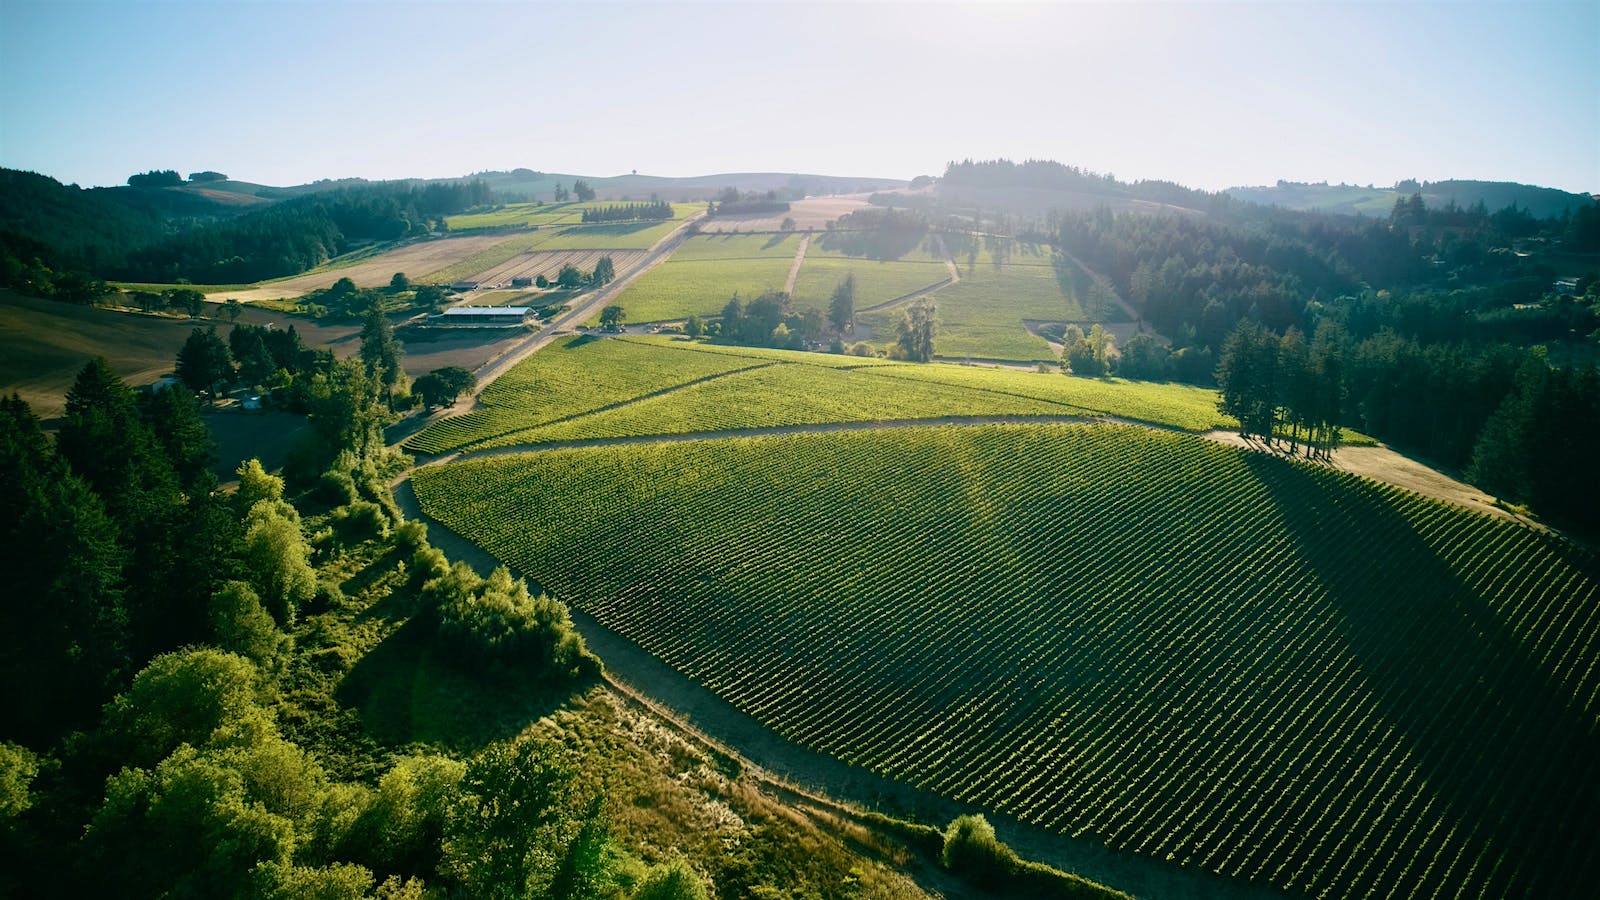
[1243,453,1600,897]
[337,618,595,751]
[761,233,789,251]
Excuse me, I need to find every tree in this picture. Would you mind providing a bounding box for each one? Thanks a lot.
[127,169,182,188]
[599,306,625,331]
[413,366,476,409]
[164,287,205,318]
[894,297,937,362]
[571,179,595,202]
[553,182,569,203]
[1118,333,1170,380]
[556,265,584,289]
[591,256,615,286]
[683,315,703,338]
[1216,321,1281,442]
[176,327,234,396]
[388,272,410,292]
[240,499,317,627]
[360,305,403,407]
[535,274,550,289]
[187,171,228,183]
[222,298,243,323]
[827,274,855,334]
[780,217,796,232]
[142,386,216,488]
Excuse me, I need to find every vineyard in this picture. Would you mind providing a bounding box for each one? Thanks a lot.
[404,335,1237,455]
[790,256,951,313]
[412,423,1600,900]
[463,249,651,287]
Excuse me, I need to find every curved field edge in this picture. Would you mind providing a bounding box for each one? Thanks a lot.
[412,422,1600,900]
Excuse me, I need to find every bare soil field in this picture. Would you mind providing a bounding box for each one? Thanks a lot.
[697,193,875,233]
[466,249,652,287]
[206,234,514,302]
[396,328,531,376]
[0,290,359,421]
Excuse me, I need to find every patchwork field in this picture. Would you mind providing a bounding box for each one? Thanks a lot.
[610,234,801,323]
[414,422,1600,900]
[209,234,516,301]
[405,334,1234,454]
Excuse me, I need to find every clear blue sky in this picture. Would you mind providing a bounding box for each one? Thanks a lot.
[2,0,1595,193]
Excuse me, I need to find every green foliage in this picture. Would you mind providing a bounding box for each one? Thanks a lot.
[417,422,1600,900]
[441,738,611,899]
[600,305,625,329]
[237,458,285,508]
[0,742,38,821]
[101,648,270,769]
[210,581,292,671]
[241,499,318,627]
[345,754,465,877]
[892,297,937,362]
[424,563,596,684]
[940,814,1017,887]
[633,859,711,900]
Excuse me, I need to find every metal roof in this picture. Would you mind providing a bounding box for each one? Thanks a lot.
[442,307,532,316]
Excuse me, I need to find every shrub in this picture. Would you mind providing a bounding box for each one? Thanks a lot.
[940,814,1018,888]
[425,564,597,683]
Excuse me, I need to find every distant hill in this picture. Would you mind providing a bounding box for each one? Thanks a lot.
[1228,179,1596,219]
[454,170,908,202]
[867,159,1231,219]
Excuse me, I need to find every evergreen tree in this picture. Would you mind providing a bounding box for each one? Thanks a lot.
[175,327,234,397]
[360,306,403,403]
[827,274,855,334]
[894,298,937,362]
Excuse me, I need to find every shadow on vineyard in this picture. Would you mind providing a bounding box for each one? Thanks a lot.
[1247,453,1600,896]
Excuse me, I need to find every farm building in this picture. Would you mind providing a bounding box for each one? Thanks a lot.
[511,276,534,287]
[450,281,481,292]
[435,306,535,326]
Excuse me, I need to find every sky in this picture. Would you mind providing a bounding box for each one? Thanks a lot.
[1,0,1596,193]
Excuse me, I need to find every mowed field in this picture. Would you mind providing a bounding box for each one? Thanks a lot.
[404,334,1234,455]
[609,234,801,323]
[209,235,516,301]
[696,193,874,233]
[414,422,1600,900]
[464,249,652,287]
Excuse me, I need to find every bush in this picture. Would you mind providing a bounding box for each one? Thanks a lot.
[425,564,598,683]
[331,501,391,543]
[941,814,1018,888]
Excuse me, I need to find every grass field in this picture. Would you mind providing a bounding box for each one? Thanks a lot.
[790,256,950,313]
[414,422,1600,900]
[406,335,1236,454]
[806,232,948,263]
[611,237,800,323]
[859,261,1087,362]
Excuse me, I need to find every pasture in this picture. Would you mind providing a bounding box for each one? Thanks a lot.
[414,422,1600,900]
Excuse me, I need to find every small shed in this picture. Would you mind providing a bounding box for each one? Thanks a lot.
[450,280,481,292]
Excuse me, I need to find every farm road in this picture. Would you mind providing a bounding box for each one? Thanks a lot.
[783,232,810,294]
[389,472,1286,900]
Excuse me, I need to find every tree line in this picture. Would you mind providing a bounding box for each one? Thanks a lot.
[580,201,672,223]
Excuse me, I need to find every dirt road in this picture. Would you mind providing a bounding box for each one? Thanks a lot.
[783,233,811,294]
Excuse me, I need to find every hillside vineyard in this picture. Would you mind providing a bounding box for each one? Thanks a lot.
[415,423,1600,900]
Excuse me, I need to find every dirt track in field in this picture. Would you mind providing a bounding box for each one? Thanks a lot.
[783,233,811,294]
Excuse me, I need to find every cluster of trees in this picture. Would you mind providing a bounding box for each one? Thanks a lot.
[119,181,490,283]
[1215,322,1347,458]
[412,366,476,409]
[941,157,1226,213]
[0,229,114,303]
[552,180,597,203]
[708,187,790,217]
[126,169,184,188]
[0,353,620,895]
[580,201,671,223]
[535,256,615,290]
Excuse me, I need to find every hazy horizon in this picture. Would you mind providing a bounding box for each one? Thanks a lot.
[2,0,1596,194]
